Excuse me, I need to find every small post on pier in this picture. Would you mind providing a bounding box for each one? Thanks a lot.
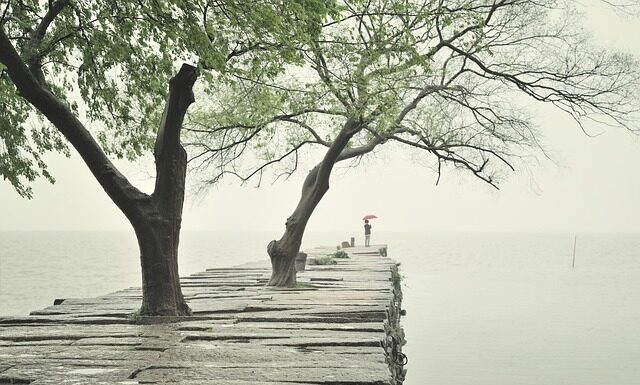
[350,237,355,247]
[572,235,577,268]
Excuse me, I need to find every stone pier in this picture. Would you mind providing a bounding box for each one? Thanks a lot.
[0,245,406,384]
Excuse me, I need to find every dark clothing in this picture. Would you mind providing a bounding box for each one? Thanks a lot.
[364,224,371,235]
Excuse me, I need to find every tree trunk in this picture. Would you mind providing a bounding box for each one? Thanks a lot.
[267,239,299,287]
[267,167,325,286]
[267,118,363,287]
[134,141,190,316]
[133,64,196,316]
[0,30,198,316]
[135,214,189,316]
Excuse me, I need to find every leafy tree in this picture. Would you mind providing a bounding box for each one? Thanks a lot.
[187,0,639,286]
[0,0,332,315]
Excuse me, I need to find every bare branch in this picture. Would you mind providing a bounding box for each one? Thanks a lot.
[189,0,639,193]
[0,1,10,27]
[25,0,70,83]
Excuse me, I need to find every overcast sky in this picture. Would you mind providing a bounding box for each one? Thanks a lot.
[1,3,639,233]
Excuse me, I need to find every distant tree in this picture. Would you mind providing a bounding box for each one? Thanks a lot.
[0,1,332,315]
[187,0,639,287]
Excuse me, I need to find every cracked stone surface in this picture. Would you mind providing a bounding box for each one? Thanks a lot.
[0,246,401,385]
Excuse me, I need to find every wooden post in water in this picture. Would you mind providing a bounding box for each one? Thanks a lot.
[572,235,577,268]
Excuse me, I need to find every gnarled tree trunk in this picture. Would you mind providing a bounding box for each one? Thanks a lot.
[134,213,188,316]
[0,29,198,315]
[267,118,363,286]
[267,166,326,286]
[133,129,190,316]
[132,64,196,316]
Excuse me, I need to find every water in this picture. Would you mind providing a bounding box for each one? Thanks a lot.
[1,231,639,385]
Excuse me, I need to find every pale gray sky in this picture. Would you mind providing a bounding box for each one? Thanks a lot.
[1,3,639,233]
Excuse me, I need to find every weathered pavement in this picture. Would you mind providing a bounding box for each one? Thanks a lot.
[0,245,405,385]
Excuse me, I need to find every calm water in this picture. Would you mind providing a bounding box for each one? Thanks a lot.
[1,231,639,385]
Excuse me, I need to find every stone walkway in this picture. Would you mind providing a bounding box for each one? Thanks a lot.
[0,245,405,384]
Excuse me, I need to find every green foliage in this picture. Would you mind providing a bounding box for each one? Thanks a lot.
[190,0,639,189]
[332,250,349,259]
[0,0,336,197]
[0,71,68,198]
[189,0,503,180]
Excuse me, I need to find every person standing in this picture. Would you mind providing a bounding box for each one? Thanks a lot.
[364,219,372,247]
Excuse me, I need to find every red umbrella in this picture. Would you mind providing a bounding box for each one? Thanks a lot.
[363,214,378,220]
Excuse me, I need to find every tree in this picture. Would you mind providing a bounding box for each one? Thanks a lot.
[187,0,639,286]
[0,1,332,315]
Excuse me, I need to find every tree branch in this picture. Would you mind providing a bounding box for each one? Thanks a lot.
[155,64,198,160]
[336,134,385,162]
[153,64,199,201]
[0,1,11,27]
[0,26,149,213]
[315,117,362,186]
[26,0,70,83]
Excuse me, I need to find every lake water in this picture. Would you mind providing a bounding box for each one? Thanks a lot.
[1,231,639,385]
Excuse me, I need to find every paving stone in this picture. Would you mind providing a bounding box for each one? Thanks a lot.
[0,245,400,384]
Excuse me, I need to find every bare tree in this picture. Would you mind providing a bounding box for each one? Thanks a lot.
[187,0,639,286]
